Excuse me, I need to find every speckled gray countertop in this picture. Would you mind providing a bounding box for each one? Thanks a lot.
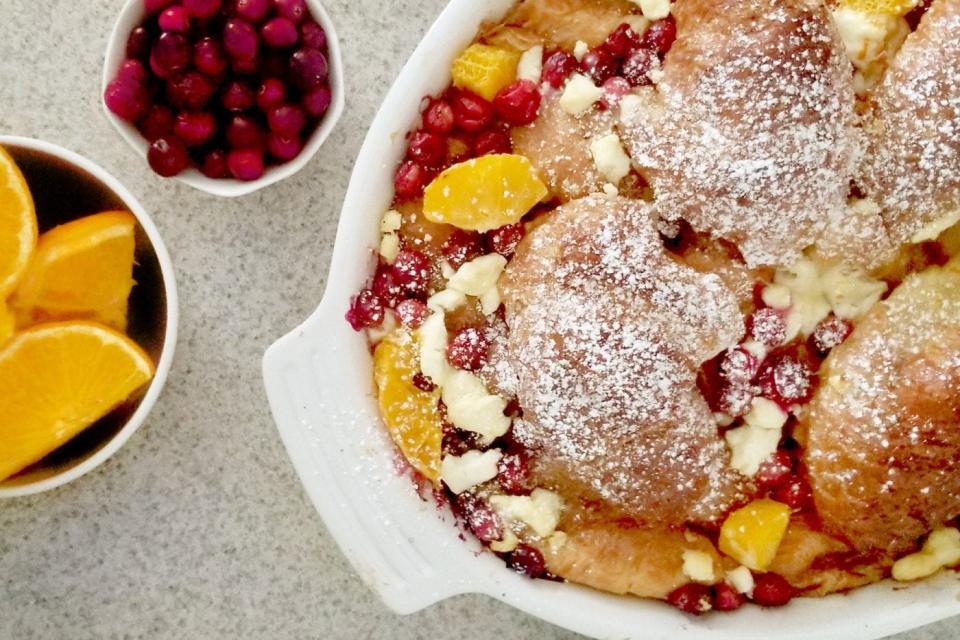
[0,1,956,639]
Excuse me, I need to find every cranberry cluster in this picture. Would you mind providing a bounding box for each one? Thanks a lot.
[104,0,333,181]
[755,449,813,510]
[668,572,795,615]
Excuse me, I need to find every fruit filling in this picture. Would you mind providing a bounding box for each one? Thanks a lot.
[346,0,960,616]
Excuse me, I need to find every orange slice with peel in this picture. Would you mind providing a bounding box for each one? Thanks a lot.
[373,329,443,483]
[0,321,155,481]
[10,210,137,332]
[0,146,37,298]
[423,154,549,232]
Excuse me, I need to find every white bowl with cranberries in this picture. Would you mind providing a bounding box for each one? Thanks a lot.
[102,0,344,197]
[263,0,960,638]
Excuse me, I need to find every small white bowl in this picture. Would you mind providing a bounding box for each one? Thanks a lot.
[263,1,960,638]
[102,0,345,197]
[0,135,178,498]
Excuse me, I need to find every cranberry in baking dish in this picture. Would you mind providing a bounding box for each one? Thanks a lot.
[347,0,960,614]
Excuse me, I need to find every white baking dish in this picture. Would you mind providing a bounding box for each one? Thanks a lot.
[261,1,960,636]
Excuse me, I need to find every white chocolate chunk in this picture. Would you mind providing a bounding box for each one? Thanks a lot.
[725,424,781,477]
[573,40,589,61]
[892,528,960,582]
[590,133,632,185]
[517,45,544,83]
[379,232,400,262]
[638,0,670,20]
[744,397,788,431]
[490,489,563,538]
[442,370,511,443]
[559,74,604,116]
[682,549,717,584]
[726,566,755,596]
[441,449,503,494]
[448,254,507,297]
[427,288,467,313]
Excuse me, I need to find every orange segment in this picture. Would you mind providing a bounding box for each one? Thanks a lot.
[0,146,38,297]
[10,211,137,332]
[0,321,155,481]
[423,154,549,232]
[451,44,521,101]
[0,303,13,345]
[373,329,443,483]
[838,0,919,16]
[719,499,792,571]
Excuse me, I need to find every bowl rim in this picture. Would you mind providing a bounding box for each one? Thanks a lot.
[0,134,179,498]
[262,0,960,638]
[101,0,345,198]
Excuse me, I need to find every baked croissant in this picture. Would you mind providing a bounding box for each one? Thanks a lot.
[859,0,960,245]
[619,0,859,268]
[801,256,960,555]
[501,195,747,525]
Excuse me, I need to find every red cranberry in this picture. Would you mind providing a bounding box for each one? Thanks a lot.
[302,83,332,117]
[541,50,577,88]
[167,71,216,110]
[812,316,852,355]
[150,31,191,79]
[713,582,746,611]
[622,47,658,86]
[300,20,327,50]
[423,99,455,134]
[372,265,404,307]
[447,327,490,371]
[580,47,618,84]
[396,299,428,329]
[451,91,493,132]
[138,104,175,141]
[719,383,757,418]
[227,148,265,181]
[773,476,813,511]
[756,450,794,491]
[104,79,150,122]
[275,0,307,23]
[493,80,541,126]
[391,249,431,297]
[345,289,384,330]
[604,23,643,58]
[221,80,256,111]
[226,114,266,148]
[457,494,503,543]
[235,0,271,22]
[412,371,436,392]
[147,136,190,177]
[487,223,525,258]
[268,104,306,137]
[642,16,677,55]
[507,544,546,578]
[474,129,512,156]
[117,59,148,87]
[749,308,786,347]
[261,17,300,48]
[497,452,530,494]
[266,133,302,161]
[183,0,221,19]
[231,54,261,75]
[758,354,815,406]
[158,6,190,32]
[442,230,485,269]
[145,0,177,13]
[194,37,228,76]
[394,161,427,200]
[289,48,329,89]
[126,27,152,60]
[257,77,288,111]
[174,111,217,146]
[407,131,446,167]
[667,583,713,615]
[200,149,230,178]
[599,76,631,109]
[720,346,759,383]
[224,18,259,60]
[751,573,795,607]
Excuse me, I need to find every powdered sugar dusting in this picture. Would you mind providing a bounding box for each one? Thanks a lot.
[619,0,858,268]
[803,258,960,554]
[500,195,747,525]
[860,0,960,246]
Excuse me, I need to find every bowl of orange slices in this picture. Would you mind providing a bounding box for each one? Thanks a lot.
[0,135,177,498]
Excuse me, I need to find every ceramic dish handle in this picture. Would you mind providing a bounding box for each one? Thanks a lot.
[263,304,489,614]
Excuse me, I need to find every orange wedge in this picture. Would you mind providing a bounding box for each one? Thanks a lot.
[0,303,13,345]
[451,44,521,101]
[373,329,443,483]
[423,154,548,232]
[10,211,137,332]
[0,146,38,298]
[0,321,155,481]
